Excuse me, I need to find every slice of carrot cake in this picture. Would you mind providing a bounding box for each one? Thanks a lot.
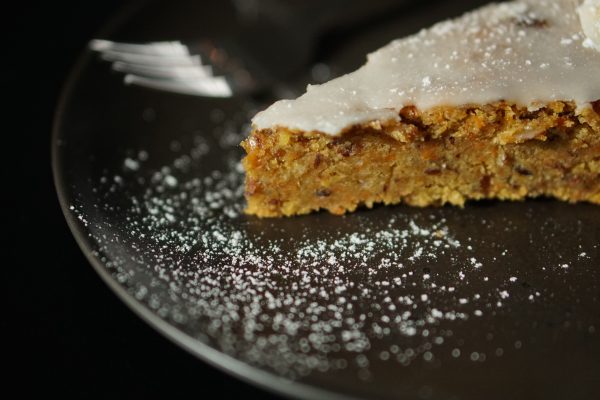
[242,0,600,217]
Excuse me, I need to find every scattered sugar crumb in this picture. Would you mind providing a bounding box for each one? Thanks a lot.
[67,111,600,380]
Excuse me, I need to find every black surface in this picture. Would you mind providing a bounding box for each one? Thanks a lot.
[7,2,276,398]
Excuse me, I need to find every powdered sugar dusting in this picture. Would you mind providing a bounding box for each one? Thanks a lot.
[66,120,600,384]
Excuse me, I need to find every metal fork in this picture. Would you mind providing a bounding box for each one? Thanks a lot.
[90,0,417,98]
[89,39,233,97]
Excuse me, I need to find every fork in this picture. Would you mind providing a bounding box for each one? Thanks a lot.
[90,0,417,98]
[89,39,233,97]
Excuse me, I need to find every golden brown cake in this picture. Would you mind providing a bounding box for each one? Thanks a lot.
[242,0,600,217]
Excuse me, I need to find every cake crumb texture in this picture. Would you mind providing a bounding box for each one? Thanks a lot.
[242,101,600,217]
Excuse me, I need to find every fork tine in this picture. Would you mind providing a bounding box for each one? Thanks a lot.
[90,39,190,57]
[101,51,202,67]
[113,61,213,80]
[124,74,232,97]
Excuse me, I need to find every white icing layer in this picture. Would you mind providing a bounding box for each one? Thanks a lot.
[253,0,600,135]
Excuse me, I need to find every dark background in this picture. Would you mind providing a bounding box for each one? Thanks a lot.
[5,1,600,399]
[7,2,277,398]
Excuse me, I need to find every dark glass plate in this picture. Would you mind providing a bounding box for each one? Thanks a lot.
[53,1,600,399]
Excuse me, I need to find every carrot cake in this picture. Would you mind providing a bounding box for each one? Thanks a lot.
[242,0,600,217]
